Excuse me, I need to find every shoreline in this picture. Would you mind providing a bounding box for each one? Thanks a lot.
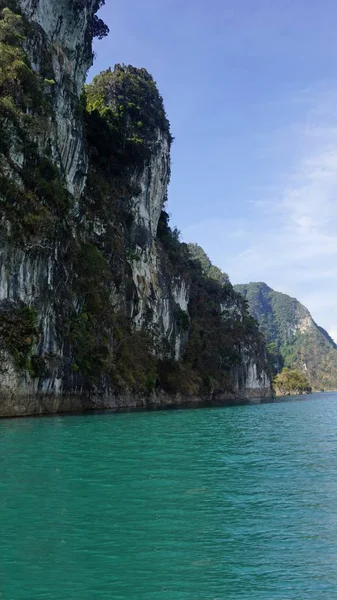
[1,389,333,420]
[0,388,273,419]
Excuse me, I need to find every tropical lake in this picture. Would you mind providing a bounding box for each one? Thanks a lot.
[1,392,337,599]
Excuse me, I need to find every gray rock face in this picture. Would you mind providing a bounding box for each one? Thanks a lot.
[20,0,98,194]
[130,128,171,239]
[126,129,190,360]
[0,1,272,416]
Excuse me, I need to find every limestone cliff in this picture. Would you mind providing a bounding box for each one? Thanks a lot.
[235,282,337,390]
[0,0,271,417]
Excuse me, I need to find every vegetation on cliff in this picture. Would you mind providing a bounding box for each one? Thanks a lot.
[234,282,337,390]
[74,65,269,396]
[0,4,70,243]
[0,302,38,371]
[156,216,267,395]
[86,64,172,150]
[187,244,229,285]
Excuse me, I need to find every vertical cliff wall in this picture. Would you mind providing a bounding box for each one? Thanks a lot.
[0,1,271,417]
[0,0,105,409]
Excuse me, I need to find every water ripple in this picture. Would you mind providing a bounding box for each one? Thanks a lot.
[1,392,337,599]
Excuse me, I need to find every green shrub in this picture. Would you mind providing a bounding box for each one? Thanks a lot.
[0,304,38,370]
[274,367,312,395]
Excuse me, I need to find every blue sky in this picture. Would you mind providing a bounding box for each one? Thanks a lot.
[90,0,337,339]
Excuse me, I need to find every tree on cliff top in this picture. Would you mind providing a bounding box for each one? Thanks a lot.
[187,243,229,285]
[86,65,171,146]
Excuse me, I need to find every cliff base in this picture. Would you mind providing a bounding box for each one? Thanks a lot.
[0,387,273,418]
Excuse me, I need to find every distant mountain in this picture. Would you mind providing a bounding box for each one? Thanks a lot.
[234,282,337,390]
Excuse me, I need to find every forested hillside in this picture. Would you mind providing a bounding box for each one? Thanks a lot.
[235,282,337,390]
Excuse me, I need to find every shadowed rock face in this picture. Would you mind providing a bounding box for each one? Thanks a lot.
[20,0,99,194]
[20,0,101,96]
[0,3,272,416]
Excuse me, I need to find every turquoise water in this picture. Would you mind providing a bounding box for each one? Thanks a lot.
[1,393,337,599]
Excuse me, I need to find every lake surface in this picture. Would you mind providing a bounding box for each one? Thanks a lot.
[1,392,337,599]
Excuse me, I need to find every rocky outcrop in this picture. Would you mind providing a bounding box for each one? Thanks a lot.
[19,0,102,194]
[0,1,272,417]
[235,282,337,390]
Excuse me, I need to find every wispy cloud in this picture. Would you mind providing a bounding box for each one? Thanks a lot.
[182,83,337,337]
